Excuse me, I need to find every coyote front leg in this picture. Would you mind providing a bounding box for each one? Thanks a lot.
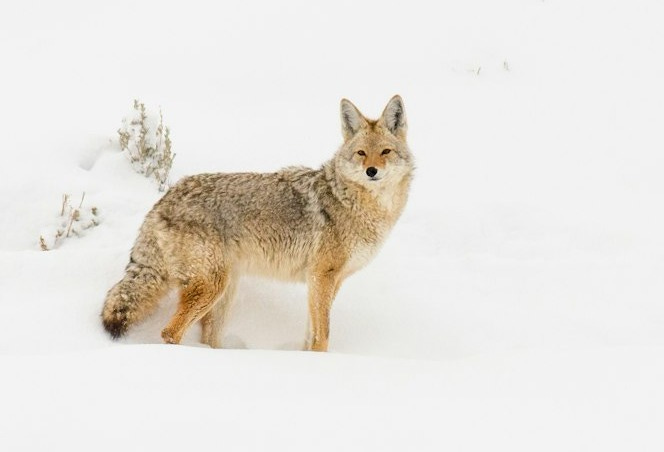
[307,269,342,352]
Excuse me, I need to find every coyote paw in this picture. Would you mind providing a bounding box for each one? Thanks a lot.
[161,328,179,344]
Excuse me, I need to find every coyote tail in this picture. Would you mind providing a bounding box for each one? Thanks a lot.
[101,230,167,338]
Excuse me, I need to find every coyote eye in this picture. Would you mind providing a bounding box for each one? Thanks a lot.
[357,150,366,156]
[381,149,392,155]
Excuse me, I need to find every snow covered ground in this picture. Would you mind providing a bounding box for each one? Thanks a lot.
[2,1,664,450]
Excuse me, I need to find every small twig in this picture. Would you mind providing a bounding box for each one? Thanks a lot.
[54,229,64,248]
[61,194,70,216]
[66,215,75,238]
[66,209,80,238]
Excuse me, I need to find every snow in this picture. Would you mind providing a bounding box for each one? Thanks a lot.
[4,346,664,451]
[2,0,664,450]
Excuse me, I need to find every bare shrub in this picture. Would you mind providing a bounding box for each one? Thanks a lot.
[39,193,99,251]
[118,100,175,191]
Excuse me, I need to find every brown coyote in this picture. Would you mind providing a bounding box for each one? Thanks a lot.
[102,95,414,351]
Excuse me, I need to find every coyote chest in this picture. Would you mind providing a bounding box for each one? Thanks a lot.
[344,240,382,277]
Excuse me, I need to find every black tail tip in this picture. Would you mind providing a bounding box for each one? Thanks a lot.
[102,316,128,340]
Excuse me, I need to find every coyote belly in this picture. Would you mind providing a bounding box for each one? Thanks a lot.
[101,95,414,351]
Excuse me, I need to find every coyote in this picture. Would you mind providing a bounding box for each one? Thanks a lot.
[102,95,414,351]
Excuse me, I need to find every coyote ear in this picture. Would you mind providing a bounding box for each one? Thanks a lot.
[340,98,368,141]
[380,95,407,137]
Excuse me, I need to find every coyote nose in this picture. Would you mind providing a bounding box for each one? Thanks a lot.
[366,167,378,178]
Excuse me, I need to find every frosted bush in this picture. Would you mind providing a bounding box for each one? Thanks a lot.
[118,100,175,191]
[39,193,100,251]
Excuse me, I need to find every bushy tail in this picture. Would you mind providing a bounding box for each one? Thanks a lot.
[102,232,168,338]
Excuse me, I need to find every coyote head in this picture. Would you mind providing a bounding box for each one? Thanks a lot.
[336,95,413,187]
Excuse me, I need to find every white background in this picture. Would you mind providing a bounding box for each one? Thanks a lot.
[1,1,663,450]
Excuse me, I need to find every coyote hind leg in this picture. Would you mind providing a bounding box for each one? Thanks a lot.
[161,272,229,345]
[200,276,238,348]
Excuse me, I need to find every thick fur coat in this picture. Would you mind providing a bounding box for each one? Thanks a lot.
[102,95,414,351]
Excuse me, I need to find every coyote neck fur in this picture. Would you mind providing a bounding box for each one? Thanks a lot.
[317,157,411,280]
[322,158,411,229]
